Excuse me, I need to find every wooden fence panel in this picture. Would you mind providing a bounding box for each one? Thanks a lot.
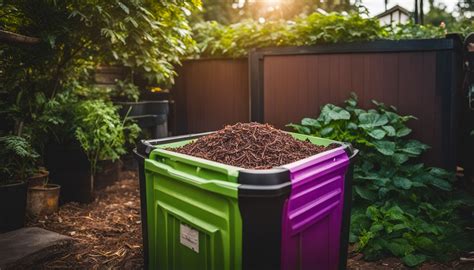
[171,59,249,134]
[250,38,463,169]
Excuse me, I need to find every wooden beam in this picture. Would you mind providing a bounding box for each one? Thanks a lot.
[0,30,41,45]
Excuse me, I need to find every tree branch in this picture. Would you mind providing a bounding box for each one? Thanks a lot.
[0,30,41,45]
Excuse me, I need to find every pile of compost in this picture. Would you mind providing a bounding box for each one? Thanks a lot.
[169,122,337,169]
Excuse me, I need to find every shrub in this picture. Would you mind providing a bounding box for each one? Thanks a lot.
[289,94,474,266]
[74,99,140,179]
[0,135,39,184]
[191,12,387,58]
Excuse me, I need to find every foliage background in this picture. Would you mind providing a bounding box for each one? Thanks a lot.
[0,0,201,180]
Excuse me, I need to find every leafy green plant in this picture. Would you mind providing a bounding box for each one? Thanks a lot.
[188,11,472,58]
[74,99,139,190]
[71,79,139,102]
[289,94,474,266]
[0,0,199,162]
[191,12,387,58]
[0,135,39,185]
[386,21,446,39]
[112,80,140,102]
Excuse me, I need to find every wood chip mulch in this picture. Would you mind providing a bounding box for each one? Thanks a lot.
[27,171,144,269]
[170,122,335,169]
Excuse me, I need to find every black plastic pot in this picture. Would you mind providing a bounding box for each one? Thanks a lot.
[116,100,169,116]
[45,142,93,204]
[94,159,121,190]
[116,101,169,138]
[0,181,27,232]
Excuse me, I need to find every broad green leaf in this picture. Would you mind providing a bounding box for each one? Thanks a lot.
[400,140,429,155]
[429,167,453,179]
[368,129,386,140]
[384,238,414,257]
[413,236,434,250]
[396,127,412,137]
[392,224,408,231]
[287,124,311,134]
[385,111,401,123]
[329,109,351,121]
[369,224,384,232]
[320,126,334,136]
[402,254,427,267]
[358,112,388,129]
[393,177,412,189]
[385,206,405,220]
[347,122,358,130]
[346,97,357,107]
[354,186,377,201]
[373,140,396,155]
[366,205,381,219]
[392,153,409,165]
[382,125,396,136]
[411,181,427,188]
[354,108,365,116]
[301,117,320,128]
[430,177,452,191]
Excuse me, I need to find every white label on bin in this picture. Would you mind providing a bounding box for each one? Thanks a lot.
[180,223,199,253]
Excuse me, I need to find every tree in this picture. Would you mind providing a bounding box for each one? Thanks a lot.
[424,3,456,27]
[193,0,355,24]
[0,0,200,144]
[457,0,474,16]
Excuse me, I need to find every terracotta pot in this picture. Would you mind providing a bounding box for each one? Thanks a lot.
[27,169,49,188]
[26,184,60,217]
[0,181,27,232]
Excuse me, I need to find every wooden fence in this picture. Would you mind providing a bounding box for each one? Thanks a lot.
[171,37,465,169]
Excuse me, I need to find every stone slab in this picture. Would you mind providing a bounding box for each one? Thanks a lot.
[0,227,74,269]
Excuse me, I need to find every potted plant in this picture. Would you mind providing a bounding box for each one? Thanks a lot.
[26,173,60,217]
[73,99,139,199]
[25,166,61,217]
[42,91,138,203]
[0,135,39,232]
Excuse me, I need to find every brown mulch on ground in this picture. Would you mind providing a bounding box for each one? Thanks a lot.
[28,171,144,269]
[347,247,474,270]
[170,122,335,169]
[28,169,474,269]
